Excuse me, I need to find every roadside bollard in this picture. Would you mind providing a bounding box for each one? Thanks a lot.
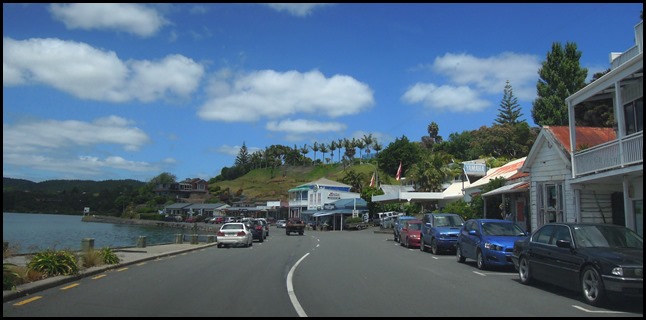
[207,235,215,243]
[137,236,147,248]
[190,234,199,244]
[175,234,183,244]
[81,238,95,251]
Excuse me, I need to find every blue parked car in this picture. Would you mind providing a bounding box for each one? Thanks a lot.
[456,219,527,270]
[393,215,418,243]
[419,213,465,254]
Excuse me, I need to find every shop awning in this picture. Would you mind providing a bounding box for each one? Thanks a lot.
[481,181,529,197]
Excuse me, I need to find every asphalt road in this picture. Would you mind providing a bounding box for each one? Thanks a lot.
[3,227,643,317]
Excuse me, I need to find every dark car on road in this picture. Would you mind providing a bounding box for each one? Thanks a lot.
[512,222,643,307]
[247,219,266,242]
[419,213,465,254]
[456,219,527,270]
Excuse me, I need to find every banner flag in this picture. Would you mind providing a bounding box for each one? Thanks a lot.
[370,172,376,187]
[396,161,402,181]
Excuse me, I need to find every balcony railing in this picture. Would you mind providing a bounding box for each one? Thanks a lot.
[610,21,642,70]
[573,132,643,176]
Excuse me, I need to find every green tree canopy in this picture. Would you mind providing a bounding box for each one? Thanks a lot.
[531,42,588,126]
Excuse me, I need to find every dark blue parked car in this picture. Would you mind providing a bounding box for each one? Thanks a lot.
[456,219,527,270]
[419,213,465,254]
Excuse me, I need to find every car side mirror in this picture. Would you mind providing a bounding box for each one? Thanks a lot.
[468,230,477,236]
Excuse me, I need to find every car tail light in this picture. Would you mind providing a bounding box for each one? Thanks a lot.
[255,226,263,230]
[217,231,225,236]
[237,231,246,236]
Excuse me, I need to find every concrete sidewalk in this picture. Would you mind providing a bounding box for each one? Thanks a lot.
[3,242,217,303]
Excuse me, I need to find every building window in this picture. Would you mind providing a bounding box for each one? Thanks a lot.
[624,97,643,135]
[538,183,563,226]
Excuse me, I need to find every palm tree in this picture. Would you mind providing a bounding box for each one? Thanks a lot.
[372,140,383,157]
[311,142,320,163]
[329,140,337,164]
[355,139,366,164]
[362,133,374,161]
[337,138,345,163]
[300,144,309,165]
[319,143,329,164]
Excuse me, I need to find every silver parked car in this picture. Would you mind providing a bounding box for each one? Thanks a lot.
[216,222,253,248]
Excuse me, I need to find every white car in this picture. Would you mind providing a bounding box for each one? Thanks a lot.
[216,223,253,248]
[276,220,287,228]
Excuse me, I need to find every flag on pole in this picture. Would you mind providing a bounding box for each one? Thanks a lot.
[395,161,402,181]
[370,171,376,187]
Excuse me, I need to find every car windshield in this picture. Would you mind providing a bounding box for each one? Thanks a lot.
[573,225,643,249]
[481,222,525,236]
[407,223,422,231]
[434,215,464,227]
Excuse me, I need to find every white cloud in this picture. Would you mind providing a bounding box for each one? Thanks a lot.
[198,69,374,122]
[402,83,490,112]
[432,52,540,101]
[404,52,541,113]
[49,3,168,37]
[264,3,332,17]
[3,116,157,180]
[266,119,347,133]
[3,37,204,103]
[3,116,150,153]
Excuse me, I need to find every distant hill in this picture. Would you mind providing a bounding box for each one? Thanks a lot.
[3,177,146,193]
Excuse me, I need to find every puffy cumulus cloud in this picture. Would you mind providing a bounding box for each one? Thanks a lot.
[49,3,168,37]
[3,116,157,180]
[198,69,374,122]
[3,116,150,154]
[128,54,205,102]
[264,3,332,17]
[266,119,346,134]
[432,52,540,101]
[402,83,489,112]
[3,37,204,103]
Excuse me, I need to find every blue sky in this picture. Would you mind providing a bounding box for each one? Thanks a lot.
[3,3,643,183]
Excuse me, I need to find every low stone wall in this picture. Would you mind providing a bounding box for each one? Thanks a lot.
[81,215,221,232]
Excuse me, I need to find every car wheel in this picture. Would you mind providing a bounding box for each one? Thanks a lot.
[217,243,223,248]
[286,231,290,235]
[431,239,439,255]
[581,266,606,306]
[476,250,487,270]
[518,256,531,285]
[259,236,264,243]
[420,238,425,252]
[456,245,466,263]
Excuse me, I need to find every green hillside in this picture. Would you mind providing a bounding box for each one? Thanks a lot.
[210,163,388,201]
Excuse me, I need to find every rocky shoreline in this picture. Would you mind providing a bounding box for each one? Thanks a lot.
[81,215,221,233]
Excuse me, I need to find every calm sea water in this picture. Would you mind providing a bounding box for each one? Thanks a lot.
[3,212,207,254]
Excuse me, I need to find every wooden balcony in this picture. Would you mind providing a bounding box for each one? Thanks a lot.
[573,131,643,176]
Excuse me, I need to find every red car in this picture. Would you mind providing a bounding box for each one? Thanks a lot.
[399,219,423,248]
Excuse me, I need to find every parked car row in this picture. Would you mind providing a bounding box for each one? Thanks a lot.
[393,213,643,307]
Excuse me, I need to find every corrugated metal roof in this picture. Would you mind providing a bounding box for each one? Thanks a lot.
[468,157,526,189]
[545,126,616,151]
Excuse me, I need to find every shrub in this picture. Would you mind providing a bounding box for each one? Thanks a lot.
[99,247,120,265]
[3,263,21,290]
[27,249,79,278]
[80,249,104,268]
